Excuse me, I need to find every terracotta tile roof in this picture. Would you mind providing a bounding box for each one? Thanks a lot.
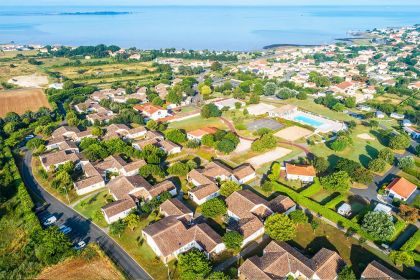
[133,138,160,149]
[143,217,223,258]
[146,131,164,140]
[134,103,165,115]
[232,164,255,180]
[239,241,344,280]
[202,161,233,178]
[148,180,176,197]
[95,155,127,172]
[187,169,215,186]
[361,261,402,280]
[159,139,180,152]
[40,150,80,167]
[189,183,219,200]
[51,126,80,139]
[226,190,270,219]
[122,159,146,173]
[102,197,136,218]
[268,195,296,214]
[285,163,316,177]
[386,177,417,200]
[236,216,264,239]
[107,175,152,200]
[128,126,146,135]
[58,141,79,151]
[74,175,104,190]
[160,198,192,218]
[336,81,353,90]
[47,136,66,146]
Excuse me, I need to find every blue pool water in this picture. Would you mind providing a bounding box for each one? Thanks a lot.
[293,115,324,127]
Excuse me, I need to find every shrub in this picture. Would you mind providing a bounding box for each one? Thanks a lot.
[378,148,394,164]
[368,158,386,173]
[361,211,395,241]
[261,181,273,192]
[401,229,420,251]
[178,249,212,280]
[264,214,296,241]
[320,171,351,192]
[201,198,227,218]
[220,181,241,197]
[389,250,415,267]
[251,134,277,152]
[289,210,308,224]
[222,231,243,250]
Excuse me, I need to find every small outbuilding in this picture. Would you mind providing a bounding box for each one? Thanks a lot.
[337,203,352,217]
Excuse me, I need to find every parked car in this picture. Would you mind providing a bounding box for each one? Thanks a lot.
[74,241,86,250]
[25,134,35,141]
[59,224,72,234]
[43,215,57,226]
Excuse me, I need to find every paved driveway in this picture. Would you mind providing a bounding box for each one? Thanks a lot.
[19,150,152,280]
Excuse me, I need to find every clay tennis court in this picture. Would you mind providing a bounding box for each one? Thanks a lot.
[247,147,292,167]
[0,88,51,117]
[274,126,312,141]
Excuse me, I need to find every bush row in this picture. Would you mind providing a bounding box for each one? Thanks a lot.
[272,182,373,240]
[400,229,420,251]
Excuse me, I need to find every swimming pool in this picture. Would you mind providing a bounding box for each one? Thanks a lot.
[293,115,324,127]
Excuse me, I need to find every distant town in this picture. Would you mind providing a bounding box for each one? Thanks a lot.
[0,24,419,280]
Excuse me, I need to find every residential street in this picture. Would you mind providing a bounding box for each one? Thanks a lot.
[19,150,152,280]
[351,142,417,202]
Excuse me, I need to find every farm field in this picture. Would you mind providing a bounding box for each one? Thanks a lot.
[0,88,51,117]
[36,245,124,280]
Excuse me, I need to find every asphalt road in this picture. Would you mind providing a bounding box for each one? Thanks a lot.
[351,141,418,202]
[19,150,152,280]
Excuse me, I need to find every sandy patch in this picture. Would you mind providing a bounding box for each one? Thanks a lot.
[357,133,375,140]
[274,126,312,141]
[234,138,252,154]
[8,74,48,88]
[247,147,292,167]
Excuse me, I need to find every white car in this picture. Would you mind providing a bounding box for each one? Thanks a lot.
[43,216,57,226]
[59,224,72,234]
[25,135,35,140]
[74,241,86,250]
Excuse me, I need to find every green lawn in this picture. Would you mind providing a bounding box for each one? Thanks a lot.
[74,190,111,228]
[309,125,387,168]
[168,115,227,131]
[112,212,175,280]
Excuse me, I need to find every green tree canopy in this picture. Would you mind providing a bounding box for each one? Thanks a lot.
[178,249,212,280]
[222,230,244,250]
[201,198,227,218]
[220,181,242,197]
[264,214,296,241]
[361,211,395,241]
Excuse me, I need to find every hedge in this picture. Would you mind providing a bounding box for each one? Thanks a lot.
[300,178,322,197]
[324,194,345,209]
[400,229,420,251]
[388,219,407,243]
[272,182,370,240]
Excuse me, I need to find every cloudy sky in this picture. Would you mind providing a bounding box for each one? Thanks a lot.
[3,0,420,5]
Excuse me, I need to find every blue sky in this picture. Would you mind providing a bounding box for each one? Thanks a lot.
[4,0,420,5]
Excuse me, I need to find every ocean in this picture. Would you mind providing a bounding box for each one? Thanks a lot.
[0,5,419,51]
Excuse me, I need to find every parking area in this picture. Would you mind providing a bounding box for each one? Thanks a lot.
[246,118,283,131]
[38,207,87,249]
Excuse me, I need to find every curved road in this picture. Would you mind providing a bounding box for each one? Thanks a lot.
[19,150,152,280]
